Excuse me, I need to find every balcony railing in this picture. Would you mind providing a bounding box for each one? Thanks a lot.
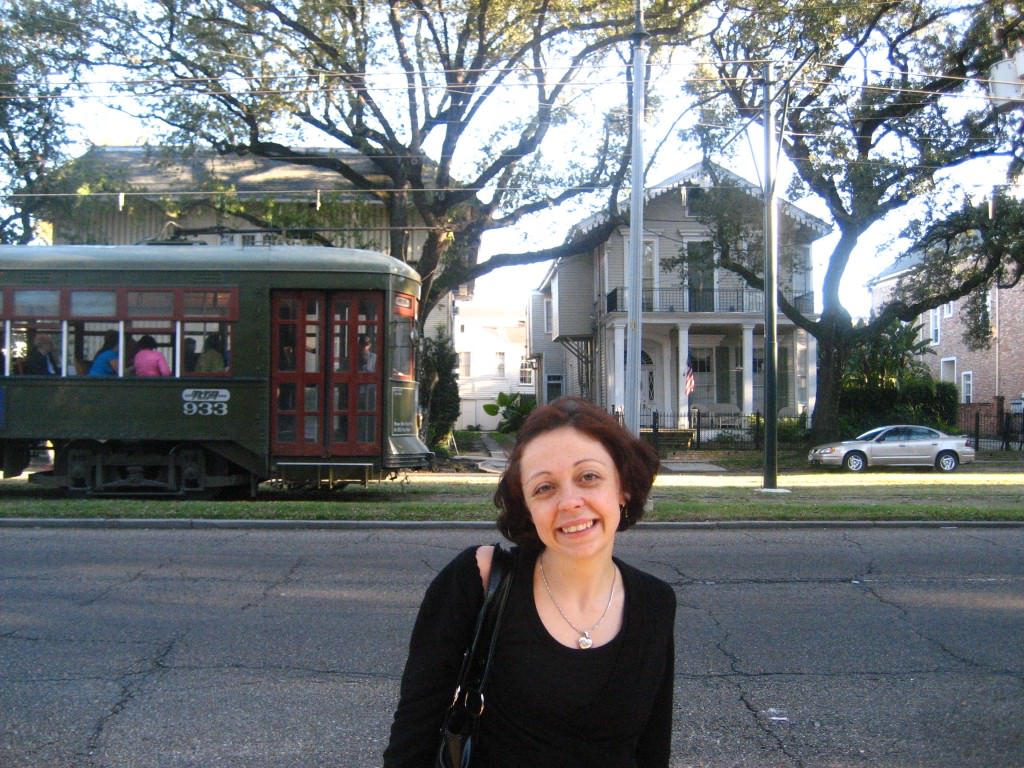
[605,287,814,315]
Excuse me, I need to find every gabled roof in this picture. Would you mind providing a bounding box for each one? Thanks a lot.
[569,160,831,239]
[67,146,390,203]
[867,250,922,286]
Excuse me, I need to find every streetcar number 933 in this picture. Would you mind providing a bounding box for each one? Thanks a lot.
[181,389,230,416]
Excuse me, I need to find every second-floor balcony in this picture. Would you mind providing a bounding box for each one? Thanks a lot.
[605,287,815,316]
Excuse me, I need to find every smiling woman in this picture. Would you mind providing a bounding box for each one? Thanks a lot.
[383,396,677,768]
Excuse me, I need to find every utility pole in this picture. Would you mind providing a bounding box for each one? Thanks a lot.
[762,63,779,489]
[623,0,648,435]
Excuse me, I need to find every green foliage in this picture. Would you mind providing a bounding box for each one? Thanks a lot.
[418,331,460,451]
[838,376,960,438]
[837,319,961,435]
[482,392,536,434]
[0,0,98,243]
[842,319,932,389]
[776,414,808,444]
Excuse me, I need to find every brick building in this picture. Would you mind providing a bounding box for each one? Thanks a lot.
[869,253,1024,421]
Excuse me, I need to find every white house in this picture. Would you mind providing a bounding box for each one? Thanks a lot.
[528,162,830,425]
[453,302,534,429]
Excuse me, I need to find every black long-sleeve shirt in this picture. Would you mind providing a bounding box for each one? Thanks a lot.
[383,545,676,768]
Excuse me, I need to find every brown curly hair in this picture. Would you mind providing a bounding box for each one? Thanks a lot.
[494,396,660,550]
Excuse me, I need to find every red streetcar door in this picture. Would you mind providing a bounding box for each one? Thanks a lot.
[271,291,383,457]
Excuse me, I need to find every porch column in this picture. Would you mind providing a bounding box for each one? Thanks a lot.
[742,323,755,414]
[661,343,672,423]
[613,321,626,412]
[676,322,690,427]
[806,333,817,422]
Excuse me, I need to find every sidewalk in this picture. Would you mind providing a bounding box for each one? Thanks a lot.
[476,433,507,473]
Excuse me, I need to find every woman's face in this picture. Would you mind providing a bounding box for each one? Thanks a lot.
[518,426,625,560]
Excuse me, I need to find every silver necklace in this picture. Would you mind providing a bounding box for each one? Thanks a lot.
[538,558,617,649]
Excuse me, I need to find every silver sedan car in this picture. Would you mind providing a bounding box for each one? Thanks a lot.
[808,425,975,472]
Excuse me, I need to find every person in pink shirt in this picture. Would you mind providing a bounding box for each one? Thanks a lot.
[133,335,172,377]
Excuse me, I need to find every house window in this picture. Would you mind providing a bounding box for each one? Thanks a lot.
[687,348,713,403]
[961,371,973,404]
[683,186,706,216]
[519,359,533,385]
[543,298,552,334]
[929,309,941,345]
[545,374,563,403]
[496,351,505,377]
[642,239,658,310]
[943,301,954,318]
[459,351,471,378]
[689,348,712,373]
[940,357,956,384]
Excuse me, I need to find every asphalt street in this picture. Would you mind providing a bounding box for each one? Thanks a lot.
[1,524,1022,767]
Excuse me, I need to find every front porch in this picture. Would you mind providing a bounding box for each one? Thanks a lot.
[602,317,818,426]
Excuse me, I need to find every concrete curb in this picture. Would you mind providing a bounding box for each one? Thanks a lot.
[1,517,1022,531]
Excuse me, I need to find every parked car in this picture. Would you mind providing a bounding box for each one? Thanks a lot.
[808,425,975,472]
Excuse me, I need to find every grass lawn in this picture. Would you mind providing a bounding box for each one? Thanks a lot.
[1,450,1021,523]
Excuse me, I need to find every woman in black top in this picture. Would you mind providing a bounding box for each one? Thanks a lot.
[384,397,676,767]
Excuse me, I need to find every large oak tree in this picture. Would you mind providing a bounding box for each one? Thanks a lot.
[685,0,1022,441]
[93,0,711,322]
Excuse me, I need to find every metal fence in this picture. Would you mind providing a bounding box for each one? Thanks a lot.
[636,409,810,452]
[961,411,1024,451]
[636,408,1024,455]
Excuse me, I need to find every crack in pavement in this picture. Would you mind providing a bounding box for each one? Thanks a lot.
[79,633,182,767]
[240,556,307,611]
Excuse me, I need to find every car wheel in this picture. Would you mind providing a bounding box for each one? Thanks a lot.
[843,452,867,472]
[935,451,959,472]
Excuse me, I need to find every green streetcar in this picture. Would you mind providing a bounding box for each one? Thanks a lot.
[0,244,432,496]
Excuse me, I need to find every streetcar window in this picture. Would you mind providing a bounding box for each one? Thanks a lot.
[183,291,233,318]
[70,291,117,318]
[183,322,231,375]
[390,293,416,379]
[278,414,296,442]
[127,291,174,318]
[10,322,62,375]
[304,325,321,374]
[125,325,174,375]
[13,290,60,318]
[278,325,297,371]
[333,412,349,443]
[357,382,377,442]
[332,297,352,373]
[80,322,121,375]
[2,286,239,379]
[278,299,298,320]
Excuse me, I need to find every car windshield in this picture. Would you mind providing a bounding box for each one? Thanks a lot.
[854,427,887,441]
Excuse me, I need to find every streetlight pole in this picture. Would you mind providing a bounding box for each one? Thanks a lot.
[762,63,779,489]
[624,1,648,435]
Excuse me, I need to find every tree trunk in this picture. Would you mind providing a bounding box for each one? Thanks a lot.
[810,345,841,444]
[809,321,850,444]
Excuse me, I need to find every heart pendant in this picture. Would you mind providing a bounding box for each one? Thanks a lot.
[578,632,593,649]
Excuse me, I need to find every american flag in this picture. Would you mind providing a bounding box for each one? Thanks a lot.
[685,365,695,396]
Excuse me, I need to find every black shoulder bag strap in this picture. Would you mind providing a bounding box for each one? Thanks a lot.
[437,543,516,768]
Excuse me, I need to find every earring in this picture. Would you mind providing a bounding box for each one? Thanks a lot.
[618,503,629,530]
